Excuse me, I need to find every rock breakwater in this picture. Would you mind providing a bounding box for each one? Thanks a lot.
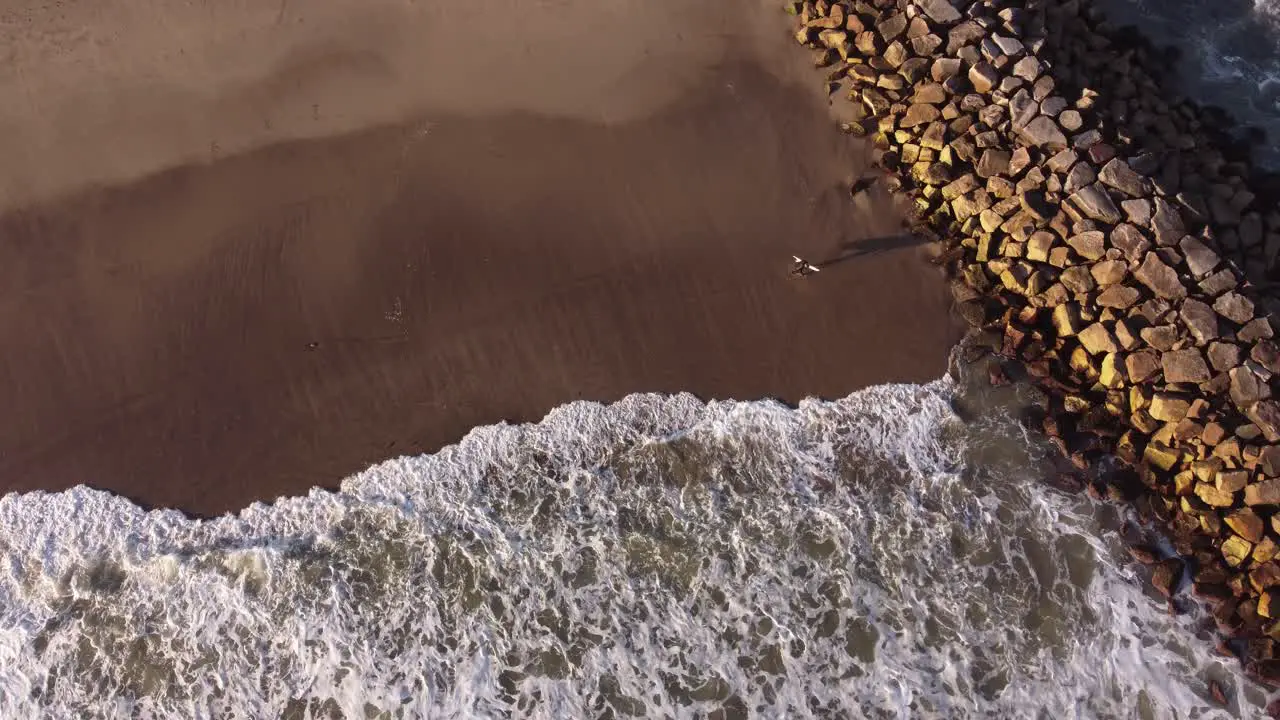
[785,0,1280,703]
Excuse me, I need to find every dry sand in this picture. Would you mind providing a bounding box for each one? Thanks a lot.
[0,0,961,516]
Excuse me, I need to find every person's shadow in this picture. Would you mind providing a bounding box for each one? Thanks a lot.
[817,232,928,269]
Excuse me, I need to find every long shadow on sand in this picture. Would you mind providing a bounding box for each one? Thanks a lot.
[818,232,929,269]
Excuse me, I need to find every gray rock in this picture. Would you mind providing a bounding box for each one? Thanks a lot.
[1134,252,1187,300]
[1214,291,1255,324]
[1060,265,1096,294]
[1245,478,1280,505]
[861,88,891,116]
[918,0,962,24]
[1180,298,1220,345]
[1040,96,1068,116]
[999,76,1026,95]
[1200,270,1237,297]
[1208,342,1241,372]
[992,34,1025,57]
[913,83,948,105]
[1065,162,1097,194]
[1067,230,1106,260]
[1097,285,1141,308]
[1059,110,1083,132]
[1070,182,1123,224]
[878,13,908,42]
[901,103,941,128]
[941,173,980,201]
[1011,56,1042,82]
[1046,149,1078,173]
[1141,325,1180,351]
[931,57,962,82]
[1091,259,1127,285]
[1072,129,1103,150]
[906,16,931,40]
[1177,236,1220,277]
[1098,158,1151,198]
[1079,323,1119,355]
[976,149,1011,178]
[1122,198,1152,225]
[1162,348,1211,384]
[920,123,946,152]
[1008,147,1033,178]
[911,33,943,56]
[946,21,986,55]
[1248,400,1280,442]
[969,62,1000,94]
[978,103,1007,128]
[1136,299,1174,325]
[1110,224,1150,261]
[1151,197,1185,242]
[1231,367,1269,407]
[1240,318,1275,342]
[884,41,908,68]
[1009,89,1038,130]
[1026,231,1055,262]
[1033,75,1055,101]
[1127,351,1162,383]
[1018,116,1068,150]
[1254,340,1280,374]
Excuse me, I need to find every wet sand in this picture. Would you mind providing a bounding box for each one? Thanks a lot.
[0,1,961,516]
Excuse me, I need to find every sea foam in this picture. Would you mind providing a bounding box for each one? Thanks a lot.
[0,380,1262,718]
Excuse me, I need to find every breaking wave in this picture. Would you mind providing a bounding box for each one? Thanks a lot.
[0,379,1263,717]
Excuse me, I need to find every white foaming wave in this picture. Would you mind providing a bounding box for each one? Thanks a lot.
[0,380,1264,718]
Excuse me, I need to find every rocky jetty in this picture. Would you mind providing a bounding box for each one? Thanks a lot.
[785,0,1280,698]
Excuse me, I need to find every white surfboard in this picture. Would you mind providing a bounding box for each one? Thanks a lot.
[791,256,820,273]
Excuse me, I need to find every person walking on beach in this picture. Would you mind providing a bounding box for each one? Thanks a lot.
[790,256,820,278]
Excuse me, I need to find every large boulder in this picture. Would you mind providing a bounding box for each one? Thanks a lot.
[1070,183,1123,223]
[1067,231,1106,260]
[1125,350,1161,382]
[1111,224,1151,261]
[1179,236,1220,277]
[1134,253,1187,300]
[901,103,941,128]
[917,0,962,24]
[1246,478,1280,506]
[1228,508,1267,543]
[1162,349,1211,383]
[969,62,1000,94]
[1098,285,1141,308]
[1098,158,1151,198]
[1180,299,1220,345]
[1018,116,1068,150]
[1215,292,1255,324]
[1249,400,1280,442]
[1078,323,1119,355]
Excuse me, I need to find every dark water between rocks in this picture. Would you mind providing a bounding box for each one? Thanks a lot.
[1095,0,1280,168]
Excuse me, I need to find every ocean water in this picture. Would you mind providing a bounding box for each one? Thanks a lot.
[0,369,1267,719]
[1095,0,1280,168]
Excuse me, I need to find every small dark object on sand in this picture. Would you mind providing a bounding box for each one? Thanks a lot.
[305,341,320,351]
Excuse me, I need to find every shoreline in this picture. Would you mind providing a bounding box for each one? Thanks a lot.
[0,22,961,516]
[784,0,1280,704]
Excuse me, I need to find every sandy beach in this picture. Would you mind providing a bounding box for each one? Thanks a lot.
[0,0,959,516]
